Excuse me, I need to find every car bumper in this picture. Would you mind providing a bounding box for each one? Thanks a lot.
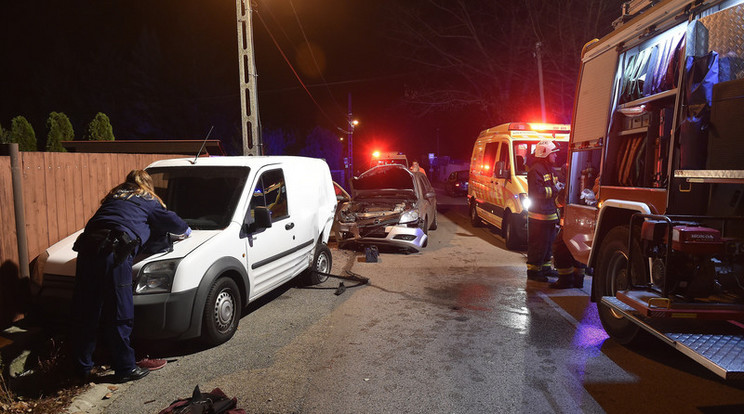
[133,288,198,340]
[336,223,428,252]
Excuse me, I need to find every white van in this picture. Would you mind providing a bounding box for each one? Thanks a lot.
[468,122,569,249]
[36,156,337,345]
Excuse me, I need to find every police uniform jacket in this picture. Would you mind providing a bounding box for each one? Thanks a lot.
[86,193,188,255]
[527,158,559,222]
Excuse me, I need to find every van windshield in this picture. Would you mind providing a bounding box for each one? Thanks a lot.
[147,166,250,230]
[513,141,568,175]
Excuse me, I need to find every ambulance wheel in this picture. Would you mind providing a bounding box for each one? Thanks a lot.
[595,226,649,346]
[302,243,332,285]
[470,202,482,227]
[503,212,524,251]
[202,277,241,346]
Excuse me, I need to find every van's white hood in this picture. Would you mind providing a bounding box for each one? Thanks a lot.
[41,230,220,278]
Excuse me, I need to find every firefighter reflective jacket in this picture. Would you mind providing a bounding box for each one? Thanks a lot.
[527,159,559,222]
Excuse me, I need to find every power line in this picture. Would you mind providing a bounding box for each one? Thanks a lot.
[254,7,342,130]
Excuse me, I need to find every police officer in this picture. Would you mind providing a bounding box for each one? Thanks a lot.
[71,170,190,382]
[526,140,560,282]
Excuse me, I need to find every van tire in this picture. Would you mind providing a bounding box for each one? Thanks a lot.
[503,213,524,250]
[202,277,241,346]
[470,202,482,227]
[430,213,438,230]
[302,243,333,285]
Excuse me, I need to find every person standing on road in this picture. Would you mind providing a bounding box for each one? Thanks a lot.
[549,166,586,289]
[410,161,427,176]
[70,169,191,383]
[526,140,561,282]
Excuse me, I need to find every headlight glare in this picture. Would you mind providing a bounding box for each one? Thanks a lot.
[520,194,531,211]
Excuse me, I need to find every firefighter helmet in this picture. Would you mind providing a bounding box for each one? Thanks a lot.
[534,139,559,158]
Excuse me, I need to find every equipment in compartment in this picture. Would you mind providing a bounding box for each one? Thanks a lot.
[708,78,744,170]
[637,216,744,301]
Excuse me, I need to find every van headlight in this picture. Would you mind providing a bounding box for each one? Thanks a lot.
[135,259,180,294]
[519,194,531,211]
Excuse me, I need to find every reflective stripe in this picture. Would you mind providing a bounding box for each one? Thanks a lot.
[528,212,559,221]
[557,267,574,275]
[527,264,541,271]
[546,187,552,198]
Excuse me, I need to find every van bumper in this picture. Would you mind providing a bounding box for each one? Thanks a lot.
[133,288,198,340]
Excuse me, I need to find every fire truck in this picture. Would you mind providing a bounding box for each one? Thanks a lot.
[564,0,744,379]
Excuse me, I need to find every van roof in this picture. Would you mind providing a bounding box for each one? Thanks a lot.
[478,122,571,138]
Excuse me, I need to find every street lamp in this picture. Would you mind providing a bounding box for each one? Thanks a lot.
[339,118,359,186]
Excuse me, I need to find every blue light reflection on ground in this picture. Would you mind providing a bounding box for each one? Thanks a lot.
[574,302,610,349]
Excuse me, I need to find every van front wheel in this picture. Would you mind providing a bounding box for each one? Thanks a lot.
[503,213,525,251]
[202,277,241,346]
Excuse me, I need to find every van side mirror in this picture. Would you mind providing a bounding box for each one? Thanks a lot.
[495,161,510,179]
[240,206,272,238]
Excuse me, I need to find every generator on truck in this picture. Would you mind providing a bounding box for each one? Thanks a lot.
[564,0,744,379]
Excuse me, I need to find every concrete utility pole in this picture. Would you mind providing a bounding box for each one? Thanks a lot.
[236,0,262,155]
[535,41,547,123]
[347,92,354,181]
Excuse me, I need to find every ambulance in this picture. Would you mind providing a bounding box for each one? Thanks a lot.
[467,122,569,250]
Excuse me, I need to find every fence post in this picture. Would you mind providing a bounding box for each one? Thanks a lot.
[8,144,30,279]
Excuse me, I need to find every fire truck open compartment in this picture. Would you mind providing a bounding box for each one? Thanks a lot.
[566,0,744,379]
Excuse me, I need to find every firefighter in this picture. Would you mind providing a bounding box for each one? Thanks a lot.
[70,170,191,383]
[526,139,561,282]
[549,172,586,289]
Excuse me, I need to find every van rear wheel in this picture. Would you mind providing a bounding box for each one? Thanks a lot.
[470,202,482,227]
[301,243,333,285]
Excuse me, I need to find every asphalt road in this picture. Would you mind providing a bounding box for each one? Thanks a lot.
[66,189,744,413]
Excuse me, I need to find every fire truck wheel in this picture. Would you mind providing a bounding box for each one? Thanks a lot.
[470,202,482,227]
[595,226,650,346]
[503,212,525,251]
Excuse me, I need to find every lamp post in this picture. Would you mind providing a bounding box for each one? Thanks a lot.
[338,93,359,186]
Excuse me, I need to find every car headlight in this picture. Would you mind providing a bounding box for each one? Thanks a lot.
[135,259,180,294]
[399,210,420,224]
[519,194,531,211]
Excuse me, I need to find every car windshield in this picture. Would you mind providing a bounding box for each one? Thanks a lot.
[456,171,469,180]
[513,140,568,175]
[354,166,414,191]
[147,166,250,230]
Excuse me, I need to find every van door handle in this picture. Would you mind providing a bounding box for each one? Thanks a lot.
[285,222,295,230]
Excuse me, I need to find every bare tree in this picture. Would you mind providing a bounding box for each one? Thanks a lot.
[388,0,620,125]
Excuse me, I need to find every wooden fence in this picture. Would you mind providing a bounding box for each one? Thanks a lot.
[0,151,187,326]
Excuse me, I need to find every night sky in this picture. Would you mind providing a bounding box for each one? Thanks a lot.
[1,0,620,162]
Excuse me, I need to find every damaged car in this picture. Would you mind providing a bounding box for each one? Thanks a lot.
[335,164,437,253]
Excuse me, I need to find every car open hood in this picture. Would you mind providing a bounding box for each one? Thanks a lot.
[351,164,416,198]
[41,230,221,278]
